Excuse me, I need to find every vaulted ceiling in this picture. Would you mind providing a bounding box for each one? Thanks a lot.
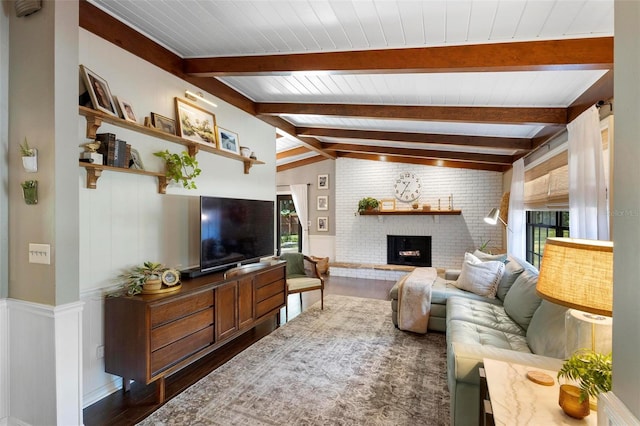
[81,0,614,173]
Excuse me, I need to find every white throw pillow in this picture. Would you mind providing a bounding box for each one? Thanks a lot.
[454,256,505,298]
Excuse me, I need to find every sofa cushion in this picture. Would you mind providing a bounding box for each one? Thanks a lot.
[431,279,503,306]
[446,319,530,352]
[503,270,542,331]
[454,254,505,298]
[447,297,524,335]
[526,300,568,359]
[496,258,525,301]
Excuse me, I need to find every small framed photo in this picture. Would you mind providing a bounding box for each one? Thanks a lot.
[79,65,117,117]
[317,174,329,190]
[175,97,217,145]
[317,195,328,211]
[115,97,137,123]
[151,112,176,135]
[129,148,144,170]
[380,199,396,212]
[217,127,240,155]
[317,217,328,232]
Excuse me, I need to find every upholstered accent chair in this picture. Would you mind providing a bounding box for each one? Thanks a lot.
[280,252,324,321]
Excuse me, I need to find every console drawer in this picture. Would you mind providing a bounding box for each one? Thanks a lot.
[256,291,285,318]
[150,308,214,352]
[256,279,285,302]
[150,291,214,328]
[255,268,285,288]
[151,325,214,376]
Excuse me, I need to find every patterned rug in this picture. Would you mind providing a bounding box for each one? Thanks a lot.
[139,295,450,425]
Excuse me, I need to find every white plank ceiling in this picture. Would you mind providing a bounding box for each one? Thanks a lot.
[88,0,615,171]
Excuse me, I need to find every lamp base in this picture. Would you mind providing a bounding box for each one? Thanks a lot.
[565,309,612,357]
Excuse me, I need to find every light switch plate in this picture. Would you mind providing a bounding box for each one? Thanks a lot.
[28,243,50,265]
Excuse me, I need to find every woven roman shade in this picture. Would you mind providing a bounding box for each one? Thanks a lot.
[536,238,613,317]
[524,151,568,209]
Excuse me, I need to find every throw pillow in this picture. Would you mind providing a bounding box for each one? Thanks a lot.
[503,270,543,331]
[526,300,568,358]
[453,257,505,298]
[496,258,525,301]
[280,253,306,277]
[473,249,508,263]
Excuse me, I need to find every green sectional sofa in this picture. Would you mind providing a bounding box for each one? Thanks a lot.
[390,254,569,426]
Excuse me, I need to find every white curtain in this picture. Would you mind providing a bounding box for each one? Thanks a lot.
[567,106,609,240]
[290,184,310,255]
[508,158,526,259]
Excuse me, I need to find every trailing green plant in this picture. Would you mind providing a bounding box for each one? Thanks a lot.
[20,137,35,157]
[557,349,612,403]
[120,261,167,296]
[154,150,201,189]
[357,197,379,213]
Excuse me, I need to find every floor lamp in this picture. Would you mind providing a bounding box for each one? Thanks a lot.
[484,192,511,251]
[536,237,613,357]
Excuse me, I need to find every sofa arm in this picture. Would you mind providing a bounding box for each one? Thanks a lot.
[445,269,461,280]
[448,342,564,386]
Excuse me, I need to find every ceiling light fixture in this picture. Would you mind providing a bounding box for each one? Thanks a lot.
[185,90,218,108]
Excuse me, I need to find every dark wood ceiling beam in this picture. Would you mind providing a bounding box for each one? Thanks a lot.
[257,103,566,125]
[323,143,513,165]
[184,37,613,76]
[277,146,311,160]
[567,70,614,123]
[276,156,327,172]
[297,127,532,150]
[337,152,509,173]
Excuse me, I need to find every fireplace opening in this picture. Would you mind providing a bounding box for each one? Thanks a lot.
[387,235,432,267]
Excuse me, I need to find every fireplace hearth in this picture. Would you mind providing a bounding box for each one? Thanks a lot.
[387,235,432,267]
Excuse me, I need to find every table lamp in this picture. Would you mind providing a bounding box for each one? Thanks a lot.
[484,192,510,227]
[536,238,613,357]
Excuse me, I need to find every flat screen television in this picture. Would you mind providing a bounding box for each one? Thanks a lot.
[199,196,275,274]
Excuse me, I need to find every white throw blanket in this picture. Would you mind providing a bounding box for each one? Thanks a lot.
[397,267,437,334]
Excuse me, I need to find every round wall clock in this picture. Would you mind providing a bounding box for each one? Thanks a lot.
[161,269,180,286]
[394,172,421,202]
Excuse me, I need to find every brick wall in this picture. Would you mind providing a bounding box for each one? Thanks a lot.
[336,158,504,270]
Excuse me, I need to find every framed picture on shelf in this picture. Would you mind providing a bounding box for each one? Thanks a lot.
[380,199,395,212]
[174,97,217,145]
[79,65,118,117]
[151,112,176,135]
[129,148,144,170]
[317,216,328,232]
[217,127,240,155]
[115,97,137,123]
[317,174,329,189]
[317,195,328,211]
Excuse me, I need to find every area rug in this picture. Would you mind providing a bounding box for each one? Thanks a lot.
[139,295,449,425]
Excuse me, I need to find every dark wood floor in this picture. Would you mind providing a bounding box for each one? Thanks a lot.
[83,275,396,426]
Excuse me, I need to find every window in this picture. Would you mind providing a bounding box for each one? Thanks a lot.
[277,194,302,255]
[526,211,570,269]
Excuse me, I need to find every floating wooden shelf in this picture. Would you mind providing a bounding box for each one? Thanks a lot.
[360,209,462,216]
[79,162,169,194]
[79,106,264,175]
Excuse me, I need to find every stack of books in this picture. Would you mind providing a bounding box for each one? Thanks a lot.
[95,133,131,168]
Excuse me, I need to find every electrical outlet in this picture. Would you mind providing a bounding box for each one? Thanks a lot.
[96,345,104,359]
[28,243,50,264]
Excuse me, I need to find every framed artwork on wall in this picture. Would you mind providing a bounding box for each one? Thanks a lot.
[115,97,137,123]
[317,195,328,211]
[380,199,395,211]
[318,174,329,189]
[317,216,328,232]
[174,97,217,145]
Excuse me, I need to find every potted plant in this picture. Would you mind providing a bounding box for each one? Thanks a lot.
[154,150,201,189]
[357,197,379,214]
[20,137,37,172]
[557,349,612,417]
[20,180,38,204]
[121,261,167,295]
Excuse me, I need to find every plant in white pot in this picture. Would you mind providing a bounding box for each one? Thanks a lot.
[20,138,37,173]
